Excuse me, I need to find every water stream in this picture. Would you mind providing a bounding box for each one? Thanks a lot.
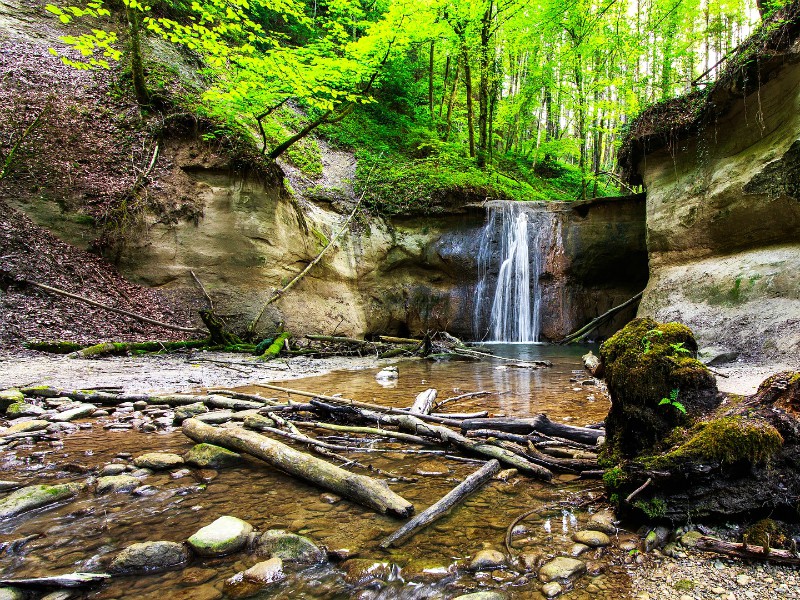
[474,202,556,343]
[0,347,636,599]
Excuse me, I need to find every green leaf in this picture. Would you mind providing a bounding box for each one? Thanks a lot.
[673,402,687,415]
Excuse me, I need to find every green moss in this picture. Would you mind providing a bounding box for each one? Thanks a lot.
[634,497,667,519]
[602,467,627,489]
[645,417,783,469]
[743,519,787,549]
[673,580,695,591]
[24,340,85,354]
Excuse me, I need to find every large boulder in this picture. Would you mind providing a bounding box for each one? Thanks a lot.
[600,317,718,460]
[183,444,241,469]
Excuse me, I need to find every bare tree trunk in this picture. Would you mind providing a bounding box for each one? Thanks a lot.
[125,6,150,107]
[444,61,460,142]
[463,45,476,158]
[429,41,435,123]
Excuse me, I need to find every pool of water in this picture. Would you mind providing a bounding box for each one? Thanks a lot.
[0,346,635,599]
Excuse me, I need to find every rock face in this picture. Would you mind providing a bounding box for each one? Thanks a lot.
[627,54,800,362]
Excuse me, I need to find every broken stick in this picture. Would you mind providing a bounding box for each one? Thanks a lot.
[379,459,500,549]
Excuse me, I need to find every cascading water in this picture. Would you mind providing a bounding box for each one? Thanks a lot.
[474,201,553,342]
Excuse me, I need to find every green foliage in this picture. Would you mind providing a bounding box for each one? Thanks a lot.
[602,467,627,489]
[659,389,686,415]
[641,329,663,354]
[634,497,667,519]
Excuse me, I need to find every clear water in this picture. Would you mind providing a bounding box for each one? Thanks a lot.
[0,348,632,599]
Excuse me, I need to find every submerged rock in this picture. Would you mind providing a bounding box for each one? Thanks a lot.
[188,516,253,557]
[133,453,184,470]
[469,549,506,571]
[174,402,208,424]
[452,592,506,600]
[99,464,127,476]
[0,483,84,520]
[96,475,140,495]
[341,559,393,585]
[224,557,285,599]
[0,587,23,600]
[109,541,190,573]
[542,581,563,598]
[242,414,276,431]
[255,530,325,565]
[183,444,241,469]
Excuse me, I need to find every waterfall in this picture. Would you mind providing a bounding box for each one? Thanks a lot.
[474,202,552,342]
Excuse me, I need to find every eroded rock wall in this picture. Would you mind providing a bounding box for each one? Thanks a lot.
[636,56,800,361]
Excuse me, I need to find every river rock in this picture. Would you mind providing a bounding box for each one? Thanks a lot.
[183,444,241,469]
[255,530,325,565]
[0,483,84,520]
[0,389,24,412]
[0,587,24,600]
[6,402,45,418]
[109,540,190,573]
[40,591,74,600]
[587,511,616,535]
[0,481,21,492]
[452,593,506,600]
[570,543,590,557]
[50,404,97,422]
[243,414,276,431]
[242,557,285,583]
[341,559,393,585]
[194,410,234,424]
[3,420,50,435]
[174,402,208,423]
[188,516,253,556]
[375,367,398,381]
[680,530,702,548]
[225,558,285,599]
[133,453,184,470]
[469,549,506,571]
[414,460,450,476]
[96,475,140,494]
[401,559,451,583]
[572,530,610,547]
[542,581,563,598]
[100,464,127,476]
[538,557,586,583]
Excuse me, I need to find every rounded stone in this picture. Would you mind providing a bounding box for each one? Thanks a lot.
[572,530,611,547]
[255,530,325,564]
[96,475,140,494]
[469,549,507,571]
[100,464,127,476]
[109,541,190,573]
[133,453,184,470]
[538,557,587,583]
[542,581,563,598]
[587,511,616,535]
[188,516,254,557]
[183,444,241,469]
[452,593,506,600]
[341,559,393,585]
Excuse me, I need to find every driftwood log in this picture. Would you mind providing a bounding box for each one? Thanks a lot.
[182,418,414,517]
[410,388,437,415]
[695,536,800,565]
[460,414,604,446]
[379,459,500,548]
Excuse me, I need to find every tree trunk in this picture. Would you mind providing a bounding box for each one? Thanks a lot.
[444,61,460,142]
[460,414,603,446]
[477,0,494,167]
[439,55,451,119]
[428,41,435,123]
[182,419,414,517]
[462,45,476,158]
[125,6,150,107]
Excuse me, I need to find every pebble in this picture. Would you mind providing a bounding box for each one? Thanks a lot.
[542,581,563,597]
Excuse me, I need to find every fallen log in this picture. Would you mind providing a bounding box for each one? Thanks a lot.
[182,418,414,517]
[379,459,500,548]
[695,536,800,565]
[556,291,643,344]
[525,442,598,473]
[295,421,438,446]
[410,389,437,415]
[0,573,112,588]
[434,390,493,410]
[259,332,292,360]
[255,384,463,426]
[460,414,603,446]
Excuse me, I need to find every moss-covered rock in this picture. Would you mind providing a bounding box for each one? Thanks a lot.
[600,318,718,461]
[0,482,84,520]
[183,443,241,469]
[255,530,325,565]
[644,417,783,469]
[187,516,253,557]
[0,389,24,413]
[109,540,190,573]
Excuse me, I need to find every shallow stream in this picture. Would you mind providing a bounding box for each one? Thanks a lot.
[0,346,637,599]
